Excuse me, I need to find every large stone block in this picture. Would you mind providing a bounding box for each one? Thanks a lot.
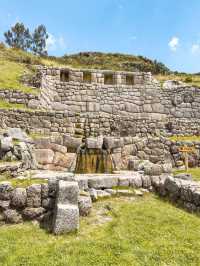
[0,182,13,200]
[26,184,41,207]
[63,135,82,151]
[35,149,54,165]
[103,137,124,150]
[11,188,27,208]
[52,204,79,235]
[85,136,103,149]
[56,181,79,205]
[88,175,118,189]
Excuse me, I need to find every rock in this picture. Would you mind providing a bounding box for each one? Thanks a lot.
[78,196,92,216]
[53,152,70,168]
[89,188,98,202]
[96,190,111,198]
[0,182,13,200]
[26,184,41,207]
[41,183,49,199]
[129,175,143,188]
[134,190,144,196]
[85,136,103,149]
[23,207,46,220]
[42,198,55,209]
[0,136,13,152]
[128,159,140,171]
[103,137,124,150]
[162,163,172,173]
[0,200,10,210]
[63,135,82,151]
[28,99,40,109]
[3,209,22,224]
[88,175,118,189]
[7,128,29,142]
[52,204,79,235]
[174,173,192,181]
[35,149,54,165]
[11,188,27,208]
[51,102,68,111]
[141,175,151,188]
[144,163,163,176]
[56,181,79,205]
[74,175,89,190]
[104,189,117,196]
[118,176,130,187]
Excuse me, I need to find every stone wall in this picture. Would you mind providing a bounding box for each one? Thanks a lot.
[0,89,38,105]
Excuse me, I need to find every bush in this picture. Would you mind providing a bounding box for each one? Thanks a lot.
[185,76,193,83]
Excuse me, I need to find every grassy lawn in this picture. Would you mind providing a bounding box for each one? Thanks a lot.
[173,168,200,182]
[1,195,200,265]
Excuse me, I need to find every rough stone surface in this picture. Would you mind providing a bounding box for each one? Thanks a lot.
[78,196,92,216]
[52,204,79,235]
[11,188,27,208]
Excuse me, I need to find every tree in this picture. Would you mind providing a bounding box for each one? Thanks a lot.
[31,25,48,56]
[4,22,32,50]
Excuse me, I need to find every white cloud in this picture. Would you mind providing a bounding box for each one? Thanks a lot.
[168,36,179,52]
[46,33,67,52]
[191,43,200,54]
[46,33,56,51]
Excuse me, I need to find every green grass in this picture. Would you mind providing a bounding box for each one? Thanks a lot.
[0,99,28,110]
[169,135,200,142]
[1,195,200,265]
[0,173,47,188]
[173,167,200,181]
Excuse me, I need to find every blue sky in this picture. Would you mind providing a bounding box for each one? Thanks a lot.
[0,0,200,73]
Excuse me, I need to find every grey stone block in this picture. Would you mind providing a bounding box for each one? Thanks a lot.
[88,175,118,189]
[56,181,79,205]
[52,204,79,235]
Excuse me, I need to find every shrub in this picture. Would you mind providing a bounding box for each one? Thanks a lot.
[185,76,193,83]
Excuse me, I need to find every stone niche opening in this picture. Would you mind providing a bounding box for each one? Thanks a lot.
[126,74,135,85]
[104,73,115,85]
[83,71,92,83]
[60,70,70,82]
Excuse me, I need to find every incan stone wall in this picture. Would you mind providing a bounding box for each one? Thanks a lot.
[1,67,200,137]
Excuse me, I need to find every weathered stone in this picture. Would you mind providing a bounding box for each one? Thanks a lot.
[35,149,54,165]
[174,173,192,181]
[96,189,111,198]
[26,184,41,207]
[3,209,22,224]
[0,182,13,200]
[78,196,92,216]
[52,204,79,235]
[89,188,98,202]
[85,136,103,149]
[88,175,118,189]
[0,200,10,210]
[11,188,27,208]
[56,181,79,205]
[23,207,46,220]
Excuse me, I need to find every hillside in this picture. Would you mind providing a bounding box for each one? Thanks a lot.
[0,44,200,92]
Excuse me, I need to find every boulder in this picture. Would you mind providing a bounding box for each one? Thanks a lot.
[11,188,27,208]
[35,149,54,165]
[7,128,29,142]
[26,184,41,207]
[23,207,46,220]
[0,182,13,200]
[27,99,40,109]
[3,209,22,224]
[0,136,13,152]
[89,188,98,202]
[78,196,92,216]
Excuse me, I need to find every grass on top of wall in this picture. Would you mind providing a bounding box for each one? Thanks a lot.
[173,168,200,182]
[0,99,28,110]
[169,135,200,142]
[1,195,200,265]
